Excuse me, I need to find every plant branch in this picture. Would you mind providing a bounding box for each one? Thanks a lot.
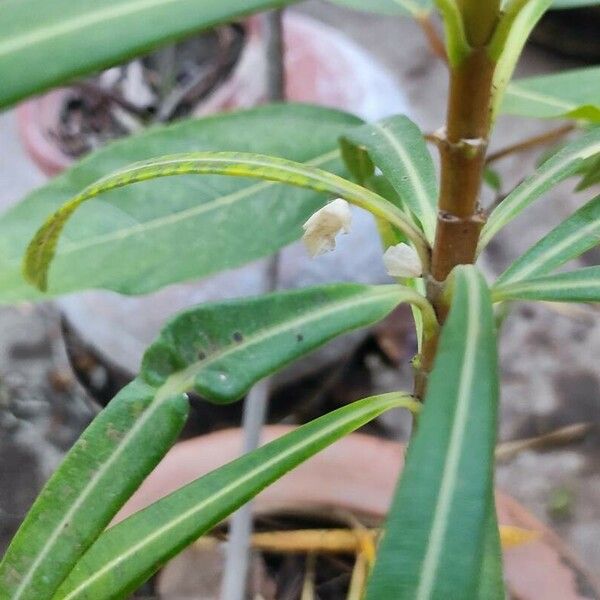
[486,124,575,164]
[416,0,502,399]
[416,14,448,63]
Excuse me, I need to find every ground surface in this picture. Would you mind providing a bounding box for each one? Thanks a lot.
[0,0,598,584]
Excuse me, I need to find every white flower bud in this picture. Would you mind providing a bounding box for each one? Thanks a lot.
[383,243,423,278]
[302,198,352,257]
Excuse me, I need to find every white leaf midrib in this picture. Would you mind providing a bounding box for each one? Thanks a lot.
[373,122,437,242]
[502,219,600,284]
[480,137,600,250]
[416,271,483,600]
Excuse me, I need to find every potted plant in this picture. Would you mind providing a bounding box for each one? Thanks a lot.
[0,0,599,598]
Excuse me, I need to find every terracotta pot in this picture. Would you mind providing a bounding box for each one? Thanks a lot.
[17,13,406,178]
[117,427,600,600]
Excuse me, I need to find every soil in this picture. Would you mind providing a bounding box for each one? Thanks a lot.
[51,24,245,159]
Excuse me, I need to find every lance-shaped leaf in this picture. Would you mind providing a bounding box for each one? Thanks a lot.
[0,282,429,600]
[140,284,436,404]
[24,152,428,293]
[341,115,438,243]
[0,0,300,109]
[490,0,552,117]
[493,266,600,303]
[0,380,190,600]
[553,0,600,6]
[577,153,600,191]
[326,0,432,17]
[0,105,361,303]
[476,496,505,600]
[55,393,420,600]
[479,128,600,252]
[366,265,499,599]
[495,193,600,285]
[502,66,600,122]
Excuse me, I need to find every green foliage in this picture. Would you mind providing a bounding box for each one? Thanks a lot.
[24,151,426,293]
[140,284,433,403]
[55,394,418,600]
[341,115,438,243]
[2,1,599,598]
[496,193,600,285]
[0,0,300,109]
[0,282,418,598]
[552,0,600,7]
[493,266,600,303]
[366,266,500,599]
[476,502,506,600]
[502,66,600,122]
[490,0,552,118]
[0,379,189,600]
[0,105,360,303]
[479,128,600,251]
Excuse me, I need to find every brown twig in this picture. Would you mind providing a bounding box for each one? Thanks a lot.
[486,123,575,164]
[416,14,448,63]
[496,422,594,462]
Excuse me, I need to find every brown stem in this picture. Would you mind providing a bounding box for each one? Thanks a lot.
[416,15,448,63]
[486,123,575,164]
[430,47,495,283]
[415,2,501,399]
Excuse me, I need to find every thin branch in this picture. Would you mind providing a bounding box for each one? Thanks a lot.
[416,14,448,63]
[496,422,594,462]
[486,123,575,164]
[264,8,286,101]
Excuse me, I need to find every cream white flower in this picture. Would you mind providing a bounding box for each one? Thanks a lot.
[383,243,423,278]
[302,198,352,257]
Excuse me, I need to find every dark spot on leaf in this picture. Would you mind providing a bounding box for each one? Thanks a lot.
[296,333,304,342]
[233,331,243,343]
[198,351,207,360]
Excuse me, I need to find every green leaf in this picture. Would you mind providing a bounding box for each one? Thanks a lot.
[24,152,427,294]
[484,168,503,193]
[476,495,505,600]
[493,266,600,303]
[552,0,600,7]
[479,128,600,252]
[434,0,471,66]
[341,115,439,244]
[490,0,552,118]
[495,193,600,285]
[326,0,432,17]
[0,282,423,599]
[55,393,420,600]
[0,0,299,109]
[0,105,361,303]
[366,265,499,599]
[576,153,600,191]
[0,379,190,600]
[140,283,435,404]
[502,66,600,122]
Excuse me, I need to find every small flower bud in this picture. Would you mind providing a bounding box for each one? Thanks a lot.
[383,243,423,278]
[302,198,352,257]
